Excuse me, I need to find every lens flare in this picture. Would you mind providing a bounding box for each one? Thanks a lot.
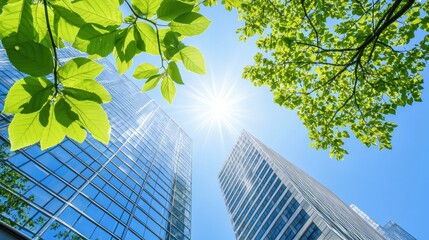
[180,73,249,146]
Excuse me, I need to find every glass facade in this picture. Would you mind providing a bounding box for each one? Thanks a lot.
[350,205,416,240]
[219,131,385,240]
[381,221,416,240]
[0,46,191,240]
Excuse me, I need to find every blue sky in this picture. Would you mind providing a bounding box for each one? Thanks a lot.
[125,5,428,240]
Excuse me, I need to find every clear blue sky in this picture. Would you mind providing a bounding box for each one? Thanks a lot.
[125,6,428,240]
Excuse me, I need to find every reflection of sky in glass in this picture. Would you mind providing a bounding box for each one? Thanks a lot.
[0,47,192,240]
[220,132,385,239]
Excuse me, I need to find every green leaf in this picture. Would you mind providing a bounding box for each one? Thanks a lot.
[157,0,194,21]
[40,102,66,150]
[59,58,110,104]
[161,75,176,103]
[4,40,54,77]
[177,46,206,74]
[62,87,103,104]
[124,15,136,23]
[114,27,137,74]
[49,1,86,26]
[0,0,7,14]
[30,4,47,43]
[53,97,85,142]
[0,0,34,40]
[3,77,53,114]
[163,31,181,47]
[8,111,45,151]
[113,49,132,75]
[73,24,118,58]
[66,122,86,143]
[134,22,158,55]
[133,63,159,79]
[54,98,79,128]
[170,12,211,36]
[62,79,111,104]
[69,0,122,27]
[167,61,184,84]
[57,14,81,44]
[58,58,104,82]
[142,74,162,92]
[121,28,137,61]
[222,0,240,10]
[65,96,110,144]
[39,103,50,127]
[132,0,161,18]
[163,31,185,59]
[50,0,86,43]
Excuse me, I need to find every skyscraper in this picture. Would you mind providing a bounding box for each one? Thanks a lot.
[350,205,416,240]
[349,204,382,230]
[219,131,385,240]
[382,221,416,240]
[0,46,191,240]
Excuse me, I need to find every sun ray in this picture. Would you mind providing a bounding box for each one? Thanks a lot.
[180,72,249,149]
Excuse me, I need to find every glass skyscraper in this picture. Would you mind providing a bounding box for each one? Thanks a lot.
[350,205,416,240]
[381,221,416,240]
[219,131,385,240]
[0,46,191,239]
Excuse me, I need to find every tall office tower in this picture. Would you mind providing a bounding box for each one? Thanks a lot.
[349,204,382,230]
[219,131,385,240]
[0,46,192,240]
[381,221,416,240]
[350,205,416,240]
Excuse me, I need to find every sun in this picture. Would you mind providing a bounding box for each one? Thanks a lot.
[210,99,227,120]
[180,73,248,144]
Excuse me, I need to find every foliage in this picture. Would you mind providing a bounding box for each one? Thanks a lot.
[0,0,216,151]
[236,0,429,159]
[0,143,45,228]
[2,0,426,159]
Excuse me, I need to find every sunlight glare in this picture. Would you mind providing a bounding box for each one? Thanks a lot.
[181,72,249,146]
[210,99,227,119]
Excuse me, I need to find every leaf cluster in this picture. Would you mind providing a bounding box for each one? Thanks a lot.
[0,0,212,150]
[237,0,429,159]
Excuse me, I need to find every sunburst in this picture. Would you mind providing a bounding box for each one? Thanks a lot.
[180,72,249,146]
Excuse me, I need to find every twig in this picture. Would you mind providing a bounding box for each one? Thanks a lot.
[296,41,357,53]
[43,0,59,96]
[376,41,407,52]
[124,0,166,70]
[326,64,360,126]
[282,61,351,67]
[307,62,355,94]
[300,0,319,45]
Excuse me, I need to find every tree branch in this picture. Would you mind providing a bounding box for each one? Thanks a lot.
[296,41,357,53]
[266,0,287,19]
[354,63,366,122]
[307,62,355,94]
[327,64,360,126]
[282,61,351,67]
[124,0,166,70]
[43,0,59,96]
[376,40,407,53]
[358,0,414,53]
[300,0,319,45]
[308,0,415,93]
